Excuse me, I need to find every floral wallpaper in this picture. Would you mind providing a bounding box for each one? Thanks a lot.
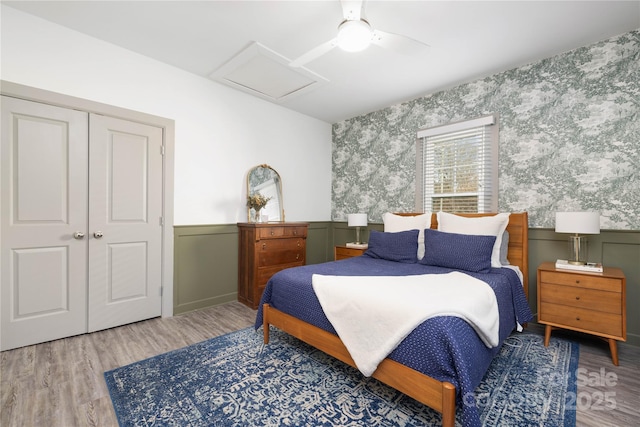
[332,30,639,230]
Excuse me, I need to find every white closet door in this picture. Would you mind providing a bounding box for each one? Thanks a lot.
[1,96,89,351]
[87,114,163,332]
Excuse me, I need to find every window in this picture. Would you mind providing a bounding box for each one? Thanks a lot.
[416,115,498,213]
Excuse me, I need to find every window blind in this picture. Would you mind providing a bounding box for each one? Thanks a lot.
[416,115,498,214]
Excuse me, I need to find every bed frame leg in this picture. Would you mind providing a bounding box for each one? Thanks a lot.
[441,382,456,427]
[263,303,270,344]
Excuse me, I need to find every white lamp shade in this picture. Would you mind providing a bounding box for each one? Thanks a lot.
[555,212,600,234]
[347,213,368,227]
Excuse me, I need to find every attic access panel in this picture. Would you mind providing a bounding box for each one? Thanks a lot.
[210,42,328,102]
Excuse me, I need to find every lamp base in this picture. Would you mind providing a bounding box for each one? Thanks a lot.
[355,226,362,244]
[568,234,588,265]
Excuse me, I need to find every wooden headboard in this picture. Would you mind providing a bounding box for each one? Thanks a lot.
[395,212,529,298]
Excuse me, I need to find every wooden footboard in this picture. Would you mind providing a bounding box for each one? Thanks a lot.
[263,303,457,427]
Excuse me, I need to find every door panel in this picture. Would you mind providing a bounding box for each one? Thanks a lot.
[88,114,163,332]
[109,242,148,300]
[13,247,69,316]
[110,130,148,221]
[15,118,68,222]
[1,96,88,351]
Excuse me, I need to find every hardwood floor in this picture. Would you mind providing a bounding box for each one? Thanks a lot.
[1,302,256,426]
[526,324,640,427]
[2,302,638,426]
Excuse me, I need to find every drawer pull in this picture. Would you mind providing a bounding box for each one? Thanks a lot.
[575,296,580,300]
[575,280,580,284]
[262,243,267,250]
[297,242,301,248]
[270,230,275,236]
[296,254,300,260]
[576,317,580,321]
[293,230,298,235]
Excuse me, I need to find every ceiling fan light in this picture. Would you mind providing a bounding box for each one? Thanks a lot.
[336,20,372,52]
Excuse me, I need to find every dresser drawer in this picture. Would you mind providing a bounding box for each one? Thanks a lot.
[256,263,304,289]
[257,265,282,287]
[539,271,621,292]
[539,283,622,314]
[258,226,286,239]
[283,226,307,238]
[259,249,304,267]
[540,302,623,337]
[256,237,304,252]
[257,226,307,239]
[257,238,305,267]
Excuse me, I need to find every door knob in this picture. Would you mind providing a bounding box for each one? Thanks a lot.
[94,231,104,238]
[73,232,85,240]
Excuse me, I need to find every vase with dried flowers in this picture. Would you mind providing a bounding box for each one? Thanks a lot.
[247,192,272,222]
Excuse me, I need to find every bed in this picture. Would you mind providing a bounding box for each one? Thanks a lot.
[255,212,532,427]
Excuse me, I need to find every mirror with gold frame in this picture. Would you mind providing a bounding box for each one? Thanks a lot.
[247,164,284,222]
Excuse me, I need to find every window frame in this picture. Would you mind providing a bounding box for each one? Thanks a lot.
[415,114,499,213]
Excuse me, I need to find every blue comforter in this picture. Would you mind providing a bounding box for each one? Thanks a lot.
[255,255,533,427]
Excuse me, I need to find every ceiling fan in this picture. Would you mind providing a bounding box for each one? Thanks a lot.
[289,0,429,68]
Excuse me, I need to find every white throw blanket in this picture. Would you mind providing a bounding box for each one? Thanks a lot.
[312,272,499,377]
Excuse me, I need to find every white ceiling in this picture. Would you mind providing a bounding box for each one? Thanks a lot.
[4,1,639,123]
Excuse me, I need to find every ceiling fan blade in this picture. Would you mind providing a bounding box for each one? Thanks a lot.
[340,0,364,21]
[289,38,338,68]
[371,29,430,55]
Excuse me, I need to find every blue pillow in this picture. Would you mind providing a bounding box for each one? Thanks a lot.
[364,229,419,263]
[419,228,496,273]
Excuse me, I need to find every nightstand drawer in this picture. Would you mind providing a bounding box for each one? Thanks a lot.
[540,270,621,292]
[539,283,622,314]
[540,302,623,337]
[335,246,366,260]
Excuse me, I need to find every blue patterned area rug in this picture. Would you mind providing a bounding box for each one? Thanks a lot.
[105,328,578,427]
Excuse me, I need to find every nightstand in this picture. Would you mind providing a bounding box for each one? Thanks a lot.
[537,261,626,365]
[334,245,367,261]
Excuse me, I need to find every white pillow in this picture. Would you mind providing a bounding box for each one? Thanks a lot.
[436,212,510,268]
[500,230,510,265]
[383,212,432,259]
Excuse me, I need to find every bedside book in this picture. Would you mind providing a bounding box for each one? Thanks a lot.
[555,259,603,273]
[346,242,368,249]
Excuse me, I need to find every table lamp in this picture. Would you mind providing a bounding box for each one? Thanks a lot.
[347,213,367,244]
[555,211,600,265]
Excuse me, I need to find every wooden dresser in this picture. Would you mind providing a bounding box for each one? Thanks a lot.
[237,222,308,309]
[537,261,626,365]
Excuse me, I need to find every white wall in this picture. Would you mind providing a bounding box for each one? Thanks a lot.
[0,5,332,225]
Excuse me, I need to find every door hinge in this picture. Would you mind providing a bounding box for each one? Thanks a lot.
[159,287,163,297]
[160,145,165,156]
[159,216,164,226]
